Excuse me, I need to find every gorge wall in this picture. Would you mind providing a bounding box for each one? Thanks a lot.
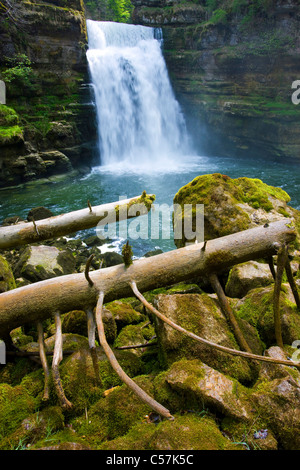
[0,0,98,188]
[132,0,300,160]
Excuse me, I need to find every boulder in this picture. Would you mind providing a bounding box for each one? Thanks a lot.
[235,284,300,347]
[225,261,274,298]
[27,206,54,221]
[0,254,16,293]
[105,300,146,332]
[154,359,254,421]
[173,173,298,247]
[153,293,262,384]
[100,414,244,451]
[13,244,76,282]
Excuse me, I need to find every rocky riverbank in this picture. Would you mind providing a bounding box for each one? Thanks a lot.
[0,175,300,450]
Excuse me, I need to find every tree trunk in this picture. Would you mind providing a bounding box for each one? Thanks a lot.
[0,194,154,250]
[0,219,296,338]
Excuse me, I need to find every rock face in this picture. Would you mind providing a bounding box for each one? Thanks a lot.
[132,0,300,160]
[0,0,98,188]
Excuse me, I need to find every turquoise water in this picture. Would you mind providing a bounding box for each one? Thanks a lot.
[1,152,299,257]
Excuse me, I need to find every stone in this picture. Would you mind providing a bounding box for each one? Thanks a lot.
[156,358,254,421]
[251,375,300,450]
[143,249,163,257]
[225,261,274,298]
[105,300,146,332]
[173,174,295,246]
[27,206,54,221]
[0,254,16,293]
[100,251,123,267]
[14,244,76,282]
[153,293,260,384]
[235,284,300,347]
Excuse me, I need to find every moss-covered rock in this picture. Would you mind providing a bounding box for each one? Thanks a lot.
[71,375,155,448]
[153,293,259,384]
[225,261,274,298]
[14,244,76,282]
[0,254,16,292]
[105,300,146,331]
[235,284,300,347]
[0,383,37,442]
[173,173,295,247]
[113,321,156,356]
[0,406,64,450]
[153,358,254,421]
[100,413,245,450]
[59,346,142,416]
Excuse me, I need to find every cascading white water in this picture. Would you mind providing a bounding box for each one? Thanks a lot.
[86,20,190,169]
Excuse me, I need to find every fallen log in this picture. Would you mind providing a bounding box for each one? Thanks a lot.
[0,193,155,250]
[0,219,296,338]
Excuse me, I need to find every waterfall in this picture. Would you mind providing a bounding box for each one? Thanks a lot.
[86,20,190,169]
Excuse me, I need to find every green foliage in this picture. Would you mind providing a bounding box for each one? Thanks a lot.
[85,0,133,23]
[210,8,227,24]
[1,54,36,91]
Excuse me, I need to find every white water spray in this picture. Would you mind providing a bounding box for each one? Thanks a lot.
[86,20,191,169]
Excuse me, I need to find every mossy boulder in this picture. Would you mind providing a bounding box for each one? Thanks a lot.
[62,308,117,344]
[100,414,244,451]
[0,406,64,450]
[14,244,76,282]
[225,261,274,298]
[71,375,155,447]
[153,293,260,384]
[113,321,156,356]
[105,300,146,331]
[250,376,300,450]
[0,383,37,442]
[59,347,142,416]
[153,359,254,421]
[235,284,300,347]
[0,254,16,292]
[173,173,295,247]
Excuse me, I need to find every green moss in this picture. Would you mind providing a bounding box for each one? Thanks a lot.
[0,254,16,292]
[0,105,19,126]
[115,192,156,220]
[0,383,37,440]
[105,300,145,330]
[0,125,23,144]
[100,413,244,450]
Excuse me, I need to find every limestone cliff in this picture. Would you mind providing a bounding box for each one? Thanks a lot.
[0,0,98,187]
[132,0,300,160]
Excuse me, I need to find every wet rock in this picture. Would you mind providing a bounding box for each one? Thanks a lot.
[225,261,274,298]
[100,251,123,267]
[143,249,163,257]
[1,215,25,226]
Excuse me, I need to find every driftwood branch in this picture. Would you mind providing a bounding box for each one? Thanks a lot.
[95,291,174,420]
[52,312,72,409]
[0,220,296,338]
[273,244,288,348]
[37,321,50,401]
[86,308,101,386]
[0,194,154,250]
[130,281,300,370]
[285,259,300,309]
